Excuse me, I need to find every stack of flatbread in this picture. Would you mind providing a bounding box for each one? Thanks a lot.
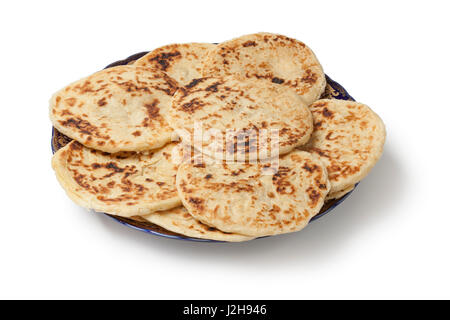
[50,33,386,242]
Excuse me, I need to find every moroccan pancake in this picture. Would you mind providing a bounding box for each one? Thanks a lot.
[169,76,313,160]
[134,43,215,86]
[176,150,330,237]
[203,33,326,106]
[52,141,180,217]
[49,65,178,153]
[302,99,386,194]
[143,206,254,242]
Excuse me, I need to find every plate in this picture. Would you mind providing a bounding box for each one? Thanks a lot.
[51,51,357,242]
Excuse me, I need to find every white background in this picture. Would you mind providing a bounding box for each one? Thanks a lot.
[0,0,449,300]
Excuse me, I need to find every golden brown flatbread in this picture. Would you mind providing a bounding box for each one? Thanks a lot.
[302,99,386,193]
[176,150,330,237]
[168,76,313,160]
[52,141,181,217]
[50,66,178,153]
[135,43,215,85]
[203,33,325,106]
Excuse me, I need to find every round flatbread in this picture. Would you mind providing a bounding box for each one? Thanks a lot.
[134,43,215,86]
[143,207,254,242]
[49,65,178,153]
[203,33,326,106]
[169,76,313,160]
[52,141,181,217]
[176,150,330,237]
[302,99,386,193]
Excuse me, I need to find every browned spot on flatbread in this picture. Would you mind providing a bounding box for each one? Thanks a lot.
[326,132,341,140]
[193,163,206,168]
[272,166,295,195]
[60,109,73,116]
[185,78,206,89]
[242,40,257,47]
[301,69,318,85]
[59,117,106,139]
[271,205,281,213]
[188,197,204,211]
[181,98,205,113]
[306,186,321,206]
[65,98,76,106]
[97,97,107,106]
[205,81,222,92]
[302,162,320,173]
[272,77,285,84]
[322,107,333,118]
[314,121,323,129]
[144,99,160,118]
[149,51,182,71]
